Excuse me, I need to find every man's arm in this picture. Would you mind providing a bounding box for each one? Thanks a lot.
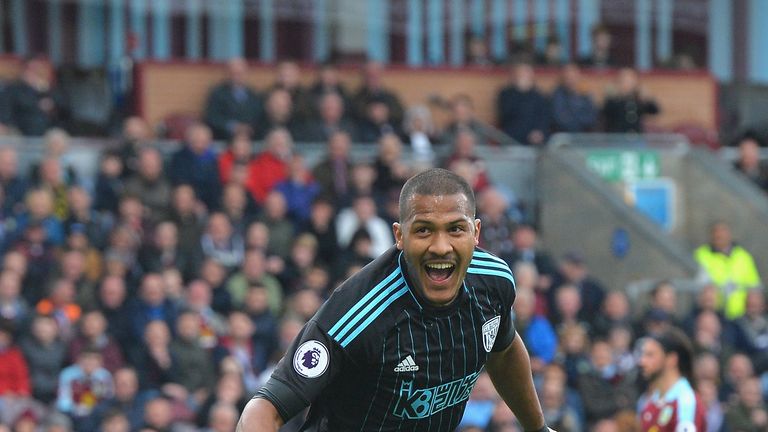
[486,332,548,431]
[236,398,285,432]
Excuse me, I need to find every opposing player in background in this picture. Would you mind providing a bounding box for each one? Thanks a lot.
[638,327,707,432]
[237,168,552,431]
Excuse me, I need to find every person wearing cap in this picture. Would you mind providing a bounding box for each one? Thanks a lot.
[638,327,707,431]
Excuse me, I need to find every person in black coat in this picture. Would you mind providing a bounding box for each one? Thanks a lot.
[496,61,551,145]
[602,68,659,133]
[4,57,62,136]
[167,123,221,212]
[203,58,263,140]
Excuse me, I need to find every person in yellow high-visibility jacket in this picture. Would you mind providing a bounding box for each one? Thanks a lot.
[694,221,761,319]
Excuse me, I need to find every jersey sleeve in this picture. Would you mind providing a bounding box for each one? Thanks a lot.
[478,250,517,353]
[254,320,344,422]
[675,387,699,432]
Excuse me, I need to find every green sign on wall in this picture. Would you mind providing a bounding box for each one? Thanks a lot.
[585,150,661,182]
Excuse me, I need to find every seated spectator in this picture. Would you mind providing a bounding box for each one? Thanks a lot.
[97,367,152,432]
[169,184,206,264]
[274,154,320,227]
[270,60,312,121]
[140,395,196,431]
[458,372,498,430]
[4,57,61,136]
[550,252,607,329]
[356,95,400,143]
[256,190,295,261]
[302,197,340,272]
[732,289,768,374]
[440,129,492,192]
[168,123,221,212]
[698,378,724,432]
[372,133,412,198]
[169,311,215,406]
[0,147,28,217]
[220,183,257,237]
[535,35,564,67]
[217,131,254,186]
[693,310,734,362]
[57,249,97,312]
[36,278,81,341]
[477,187,518,256]
[694,221,761,319]
[126,273,179,342]
[642,280,682,326]
[724,376,767,431]
[513,288,557,372]
[14,188,65,247]
[200,212,244,271]
[213,311,266,393]
[182,280,227,348]
[254,88,302,140]
[92,151,124,216]
[557,322,591,389]
[124,146,172,222]
[226,248,283,315]
[20,315,63,403]
[138,221,198,282]
[0,320,30,400]
[56,348,113,429]
[128,320,176,392]
[722,353,755,403]
[602,68,660,133]
[592,290,633,338]
[0,270,30,330]
[298,91,356,143]
[541,377,582,432]
[14,222,58,305]
[312,130,354,206]
[117,116,153,178]
[277,233,320,295]
[336,194,393,260]
[203,401,239,432]
[64,186,111,252]
[551,284,588,331]
[203,58,262,140]
[248,128,293,205]
[441,94,486,145]
[576,338,637,425]
[732,133,768,191]
[501,224,558,293]
[68,310,124,374]
[401,105,438,167]
[496,61,550,145]
[551,63,597,133]
[96,276,131,345]
[242,284,279,360]
[198,259,232,315]
[351,61,405,127]
[308,62,350,114]
[577,24,616,69]
[195,372,248,427]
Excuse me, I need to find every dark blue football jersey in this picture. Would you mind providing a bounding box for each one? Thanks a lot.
[255,246,517,431]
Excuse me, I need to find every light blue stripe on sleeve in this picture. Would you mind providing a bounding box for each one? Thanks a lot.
[340,285,409,347]
[328,268,401,337]
[467,267,515,284]
[333,278,405,343]
[473,250,508,266]
[470,258,512,273]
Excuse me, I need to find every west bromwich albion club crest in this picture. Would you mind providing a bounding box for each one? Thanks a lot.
[482,316,501,352]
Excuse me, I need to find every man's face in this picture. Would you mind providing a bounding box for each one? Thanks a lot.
[639,338,666,383]
[393,193,480,306]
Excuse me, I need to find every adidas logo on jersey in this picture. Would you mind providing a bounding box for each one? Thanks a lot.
[394,355,419,372]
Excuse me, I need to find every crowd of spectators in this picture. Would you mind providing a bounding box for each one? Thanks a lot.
[0,32,764,432]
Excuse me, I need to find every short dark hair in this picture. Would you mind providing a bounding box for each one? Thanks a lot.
[398,168,475,222]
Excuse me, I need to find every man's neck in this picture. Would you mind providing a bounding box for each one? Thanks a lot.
[655,370,682,397]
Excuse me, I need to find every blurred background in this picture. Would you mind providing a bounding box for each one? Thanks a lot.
[0,1,766,431]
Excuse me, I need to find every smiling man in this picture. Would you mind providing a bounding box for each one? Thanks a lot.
[237,168,551,432]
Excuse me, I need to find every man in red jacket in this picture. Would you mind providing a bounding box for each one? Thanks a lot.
[0,320,30,397]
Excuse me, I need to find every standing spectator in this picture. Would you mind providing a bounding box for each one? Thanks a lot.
[308,62,350,115]
[270,60,312,121]
[67,310,125,374]
[732,133,768,192]
[441,94,486,145]
[694,221,761,319]
[204,58,262,140]
[124,146,172,222]
[56,348,114,428]
[4,57,61,136]
[602,68,660,133]
[168,123,221,212]
[312,130,354,206]
[0,320,30,397]
[20,314,65,403]
[0,147,27,216]
[248,128,293,205]
[577,24,616,69]
[551,63,597,133]
[351,61,405,127]
[496,61,551,145]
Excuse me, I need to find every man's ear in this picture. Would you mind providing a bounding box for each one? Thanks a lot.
[474,218,481,246]
[393,222,403,250]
